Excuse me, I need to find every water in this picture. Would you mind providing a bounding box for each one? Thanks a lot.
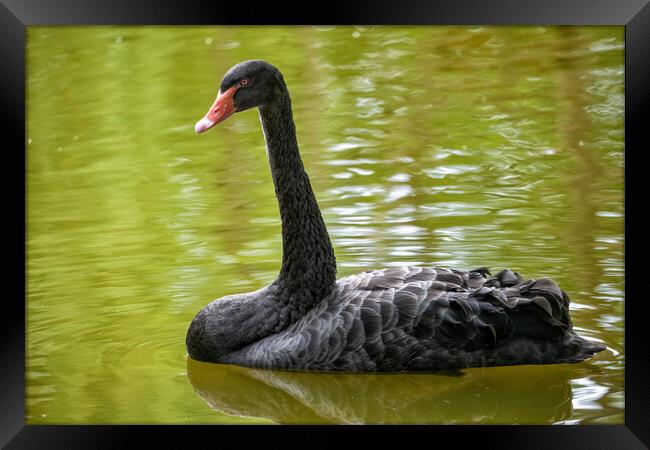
[26,26,624,424]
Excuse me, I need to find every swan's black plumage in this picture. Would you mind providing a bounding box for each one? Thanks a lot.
[186,60,605,371]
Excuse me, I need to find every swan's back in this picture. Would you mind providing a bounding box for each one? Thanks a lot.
[220,266,605,371]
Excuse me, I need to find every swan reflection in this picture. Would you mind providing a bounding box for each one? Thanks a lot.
[187,358,590,424]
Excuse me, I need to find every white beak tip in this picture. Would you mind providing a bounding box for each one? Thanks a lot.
[195,117,215,134]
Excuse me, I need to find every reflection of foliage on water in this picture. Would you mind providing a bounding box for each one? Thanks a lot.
[26,26,623,423]
[188,358,582,424]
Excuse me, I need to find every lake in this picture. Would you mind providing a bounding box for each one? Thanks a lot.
[26,25,624,424]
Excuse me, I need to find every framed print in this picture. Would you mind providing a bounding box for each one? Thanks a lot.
[3,0,648,447]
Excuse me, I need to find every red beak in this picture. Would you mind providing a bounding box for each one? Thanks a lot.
[195,85,238,134]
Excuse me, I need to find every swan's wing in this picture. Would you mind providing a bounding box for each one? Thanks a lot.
[327,266,575,370]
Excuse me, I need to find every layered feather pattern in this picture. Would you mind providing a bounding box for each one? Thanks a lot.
[222,266,605,371]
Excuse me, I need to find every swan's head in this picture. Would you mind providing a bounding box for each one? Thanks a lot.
[195,60,285,134]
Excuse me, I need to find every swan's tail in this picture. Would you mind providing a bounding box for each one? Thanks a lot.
[475,269,607,364]
[559,333,607,363]
[558,285,607,363]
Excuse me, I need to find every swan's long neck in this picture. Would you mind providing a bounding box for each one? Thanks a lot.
[259,92,337,314]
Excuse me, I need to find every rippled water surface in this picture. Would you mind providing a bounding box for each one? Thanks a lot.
[27,26,624,424]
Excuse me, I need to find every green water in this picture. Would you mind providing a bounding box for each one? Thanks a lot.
[26,26,624,424]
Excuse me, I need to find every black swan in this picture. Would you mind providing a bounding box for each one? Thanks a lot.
[186,60,605,371]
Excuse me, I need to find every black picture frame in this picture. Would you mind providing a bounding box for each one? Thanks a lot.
[3,0,648,447]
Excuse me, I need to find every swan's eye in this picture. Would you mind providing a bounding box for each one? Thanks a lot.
[240,78,251,87]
